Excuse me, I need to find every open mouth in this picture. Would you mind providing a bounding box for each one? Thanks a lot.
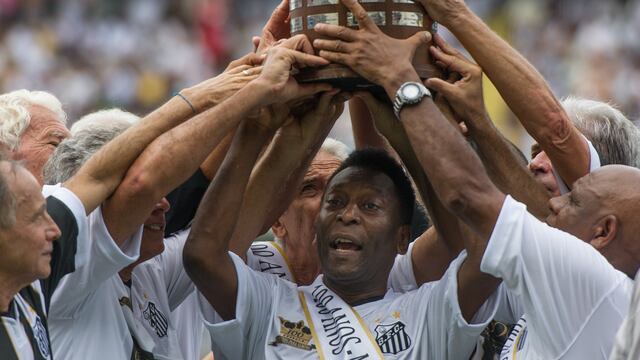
[330,237,362,251]
[144,224,164,232]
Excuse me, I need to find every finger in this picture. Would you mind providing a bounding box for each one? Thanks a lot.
[433,33,459,56]
[318,50,349,66]
[334,91,353,103]
[425,77,457,99]
[290,50,331,67]
[264,0,290,37]
[313,23,358,42]
[430,46,473,74]
[353,91,377,106]
[340,0,376,31]
[252,36,261,52]
[227,64,254,75]
[280,34,315,55]
[313,39,354,53]
[407,31,432,53]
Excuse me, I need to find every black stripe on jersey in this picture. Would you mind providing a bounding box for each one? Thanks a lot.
[41,196,79,309]
[0,286,52,360]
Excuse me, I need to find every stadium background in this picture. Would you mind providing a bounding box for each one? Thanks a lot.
[1,0,639,152]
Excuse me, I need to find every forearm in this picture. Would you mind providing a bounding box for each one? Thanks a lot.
[467,112,551,218]
[184,120,272,319]
[64,95,196,213]
[383,70,503,238]
[103,84,264,243]
[349,98,392,151]
[445,9,589,184]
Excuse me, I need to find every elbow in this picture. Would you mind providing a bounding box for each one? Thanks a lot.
[441,190,471,219]
[537,102,573,145]
[119,166,161,203]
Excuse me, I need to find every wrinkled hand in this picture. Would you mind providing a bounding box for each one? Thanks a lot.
[313,0,430,88]
[183,56,264,111]
[254,35,332,106]
[415,0,468,26]
[254,0,291,55]
[425,34,486,123]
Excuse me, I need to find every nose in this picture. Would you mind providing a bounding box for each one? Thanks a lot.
[46,214,61,242]
[529,151,551,175]
[336,202,360,225]
[155,197,171,213]
[548,195,565,215]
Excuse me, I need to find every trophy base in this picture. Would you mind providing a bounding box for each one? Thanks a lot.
[295,63,442,94]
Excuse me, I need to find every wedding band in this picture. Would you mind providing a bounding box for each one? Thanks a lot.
[242,69,251,76]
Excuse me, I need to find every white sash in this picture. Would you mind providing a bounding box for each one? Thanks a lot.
[298,277,384,360]
[248,241,296,282]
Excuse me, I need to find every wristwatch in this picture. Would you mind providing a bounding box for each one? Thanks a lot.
[393,82,432,119]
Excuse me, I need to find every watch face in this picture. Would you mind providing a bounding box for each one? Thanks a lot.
[401,83,421,100]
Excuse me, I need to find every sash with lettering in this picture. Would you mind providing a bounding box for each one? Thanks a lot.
[298,276,384,360]
[248,241,296,282]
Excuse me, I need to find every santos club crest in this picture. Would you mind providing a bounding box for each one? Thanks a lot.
[375,321,411,355]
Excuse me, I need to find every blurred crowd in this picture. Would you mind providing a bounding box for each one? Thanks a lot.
[1,0,639,140]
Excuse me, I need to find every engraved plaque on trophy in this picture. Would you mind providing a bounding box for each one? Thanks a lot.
[290,0,441,90]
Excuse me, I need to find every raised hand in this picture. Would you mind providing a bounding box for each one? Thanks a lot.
[255,0,291,55]
[313,0,430,89]
[425,34,486,122]
[415,0,468,26]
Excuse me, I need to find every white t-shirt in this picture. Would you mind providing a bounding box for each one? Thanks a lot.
[610,269,640,359]
[200,251,498,360]
[247,239,418,292]
[49,210,193,360]
[480,196,633,359]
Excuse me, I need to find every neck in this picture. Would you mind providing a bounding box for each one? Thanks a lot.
[282,238,322,286]
[118,262,138,283]
[0,272,29,313]
[322,275,388,306]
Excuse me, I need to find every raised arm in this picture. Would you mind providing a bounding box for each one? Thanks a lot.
[314,0,504,320]
[183,45,331,320]
[229,91,348,258]
[61,52,262,215]
[101,60,261,244]
[427,34,552,218]
[417,0,589,188]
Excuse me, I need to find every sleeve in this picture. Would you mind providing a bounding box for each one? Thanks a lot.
[41,185,88,306]
[164,170,210,237]
[480,195,626,357]
[198,252,279,359]
[156,229,194,311]
[416,251,500,360]
[610,272,640,360]
[49,207,143,319]
[553,137,601,194]
[387,242,418,293]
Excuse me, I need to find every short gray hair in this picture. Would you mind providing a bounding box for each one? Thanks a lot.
[319,138,349,161]
[0,160,19,229]
[0,90,67,151]
[44,109,139,184]
[562,97,640,168]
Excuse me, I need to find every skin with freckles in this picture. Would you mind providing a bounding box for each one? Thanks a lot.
[271,151,343,285]
[12,105,70,185]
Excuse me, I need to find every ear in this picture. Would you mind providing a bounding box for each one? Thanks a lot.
[395,224,411,255]
[271,218,288,240]
[590,215,617,250]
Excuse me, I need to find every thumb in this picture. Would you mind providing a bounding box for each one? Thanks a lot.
[426,78,457,100]
[407,31,432,52]
[252,36,261,52]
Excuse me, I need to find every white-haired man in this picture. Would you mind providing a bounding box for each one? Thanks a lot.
[0,90,70,185]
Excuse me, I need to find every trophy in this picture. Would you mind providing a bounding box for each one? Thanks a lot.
[290,0,441,91]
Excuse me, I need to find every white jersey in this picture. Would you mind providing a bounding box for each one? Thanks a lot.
[247,239,418,292]
[49,209,193,360]
[610,269,640,360]
[480,196,633,359]
[199,251,499,360]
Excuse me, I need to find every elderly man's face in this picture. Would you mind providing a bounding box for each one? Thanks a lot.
[0,163,61,283]
[272,151,343,251]
[529,144,561,197]
[14,105,70,185]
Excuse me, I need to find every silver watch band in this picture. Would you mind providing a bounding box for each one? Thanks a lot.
[393,82,431,119]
